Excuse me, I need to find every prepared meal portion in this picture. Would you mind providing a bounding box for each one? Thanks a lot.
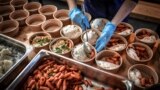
[51,39,72,54]
[96,54,121,70]
[82,30,99,45]
[115,23,132,36]
[23,58,119,90]
[91,18,107,31]
[129,68,154,87]
[127,44,149,61]
[136,29,157,43]
[0,45,24,77]
[72,43,95,61]
[31,35,51,47]
[61,25,82,39]
[107,36,126,51]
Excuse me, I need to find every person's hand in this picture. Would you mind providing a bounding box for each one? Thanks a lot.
[69,7,90,31]
[95,22,116,52]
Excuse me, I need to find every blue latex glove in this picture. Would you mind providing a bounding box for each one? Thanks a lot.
[95,22,116,52]
[69,7,90,31]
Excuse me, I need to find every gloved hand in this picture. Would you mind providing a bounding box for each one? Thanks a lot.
[69,7,90,31]
[95,22,116,52]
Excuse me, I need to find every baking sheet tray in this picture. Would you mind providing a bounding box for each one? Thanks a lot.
[0,34,33,89]
[14,26,160,90]
[7,50,133,90]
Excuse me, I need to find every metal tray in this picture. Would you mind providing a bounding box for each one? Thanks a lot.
[0,34,33,89]
[7,50,133,90]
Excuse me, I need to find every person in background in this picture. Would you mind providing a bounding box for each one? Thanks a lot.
[67,0,138,52]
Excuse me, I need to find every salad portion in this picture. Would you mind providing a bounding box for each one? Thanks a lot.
[51,39,72,54]
[31,35,51,47]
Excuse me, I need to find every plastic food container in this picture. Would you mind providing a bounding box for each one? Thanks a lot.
[41,19,63,38]
[128,64,159,89]
[53,9,71,26]
[23,2,41,15]
[0,20,19,37]
[9,10,29,26]
[38,5,57,20]
[0,34,32,89]
[49,37,74,57]
[0,5,15,20]
[7,50,133,90]
[10,0,28,10]
[29,32,52,53]
[135,28,159,46]
[95,50,123,73]
[25,14,46,32]
[126,42,153,64]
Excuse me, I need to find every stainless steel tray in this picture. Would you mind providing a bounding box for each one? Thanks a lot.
[7,50,133,90]
[0,34,33,89]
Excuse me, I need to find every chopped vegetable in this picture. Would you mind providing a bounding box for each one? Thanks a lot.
[32,36,51,47]
[52,39,71,54]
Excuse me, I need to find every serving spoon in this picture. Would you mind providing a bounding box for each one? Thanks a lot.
[81,4,92,54]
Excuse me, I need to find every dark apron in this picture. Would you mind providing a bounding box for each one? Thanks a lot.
[84,0,138,21]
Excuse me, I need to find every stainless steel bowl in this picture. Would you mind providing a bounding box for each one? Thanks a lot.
[0,34,32,89]
[7,50,133,90]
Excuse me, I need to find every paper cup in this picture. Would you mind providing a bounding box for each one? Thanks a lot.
[41,19,63,38]
[53,9,71,26]
[95,50,123,73]
[49,37,74,57]
[10,0,28,10]
[38,5,57,20]
[25,14,46,32]
[128,64,158,89]
[0,20,19,37]
[0,5,15,20]
[23,2,41,15]
[10,10,29,26]
[126,42,153,64]
[29,32,52,53]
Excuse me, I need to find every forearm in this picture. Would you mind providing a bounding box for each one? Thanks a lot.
[67,0,77,10]
[112,0,137,25]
